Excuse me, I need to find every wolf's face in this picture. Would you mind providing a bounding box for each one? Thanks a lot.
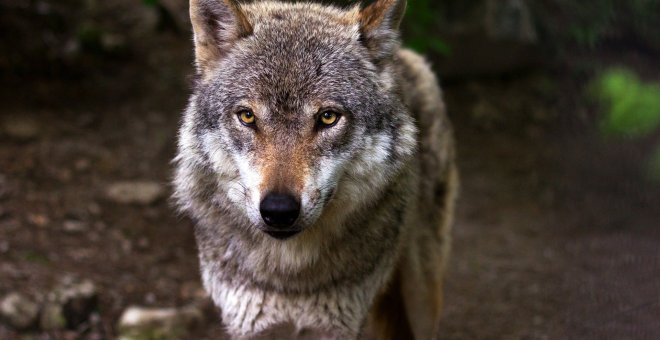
[181,0,416,240]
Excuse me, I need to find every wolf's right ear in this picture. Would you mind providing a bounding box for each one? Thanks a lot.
[190,0,252,75]
[359,0,407,61]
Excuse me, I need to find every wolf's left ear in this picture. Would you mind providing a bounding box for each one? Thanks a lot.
[358,0,407,61]
[190,0,253,75]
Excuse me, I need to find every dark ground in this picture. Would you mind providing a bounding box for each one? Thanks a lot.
[1,28,659,340]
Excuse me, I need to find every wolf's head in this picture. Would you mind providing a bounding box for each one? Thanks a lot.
[175,0,417,241]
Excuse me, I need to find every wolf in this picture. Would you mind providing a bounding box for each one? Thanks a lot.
[173,0,458,338]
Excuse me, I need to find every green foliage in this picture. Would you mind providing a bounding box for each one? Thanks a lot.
[404,0,450,55]
[594,69,660,138]
[563,0,660,49]
[566,0,614,48]
[593,68,660,181]
[142,0,159,7]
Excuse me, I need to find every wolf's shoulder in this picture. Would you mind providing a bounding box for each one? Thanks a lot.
[396,48,442,98]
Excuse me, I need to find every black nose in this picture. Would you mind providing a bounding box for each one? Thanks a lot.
[259,193,300,228]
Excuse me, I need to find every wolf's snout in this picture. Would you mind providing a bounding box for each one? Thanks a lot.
[259,193,300,229]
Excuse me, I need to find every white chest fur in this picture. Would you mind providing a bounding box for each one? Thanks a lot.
[204,268,390,339]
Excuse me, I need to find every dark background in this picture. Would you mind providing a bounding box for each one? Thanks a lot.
[1,0,659,339]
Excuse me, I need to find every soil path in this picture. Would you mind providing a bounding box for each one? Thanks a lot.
[440,80,660,339]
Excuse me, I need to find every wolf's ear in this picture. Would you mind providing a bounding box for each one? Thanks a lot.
[359,0,406,61]
[190,0,253,75]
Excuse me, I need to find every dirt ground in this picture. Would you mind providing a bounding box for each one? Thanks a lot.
[1,35,659,339]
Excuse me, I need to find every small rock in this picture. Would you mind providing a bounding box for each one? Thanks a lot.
[121,239,133,254]
[2,116,41,141]
[27,213,49,228]
[0,264,23,281]
[105,181,165,205]
[62,220,88,234]
[117,305,204,340]
[0,293,39,329]
[74,158,91,172]
[100,33,127,52]
[144,293,156,305]
[64,207,90,221]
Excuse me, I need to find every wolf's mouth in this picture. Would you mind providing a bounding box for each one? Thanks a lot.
[264,230,301,240]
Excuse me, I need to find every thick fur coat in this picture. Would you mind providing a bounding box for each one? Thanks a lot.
[173,0,457,338]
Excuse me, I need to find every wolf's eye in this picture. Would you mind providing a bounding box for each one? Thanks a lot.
[319,111,340,128]
[238,110,256,126]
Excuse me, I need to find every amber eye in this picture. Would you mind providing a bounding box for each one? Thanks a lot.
[238,110,256,126]
[319,111,340,127]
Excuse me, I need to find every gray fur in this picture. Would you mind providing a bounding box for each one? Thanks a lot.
[173,1,457,338]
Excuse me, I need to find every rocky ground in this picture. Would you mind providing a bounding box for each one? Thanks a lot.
[1,2,660,338]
